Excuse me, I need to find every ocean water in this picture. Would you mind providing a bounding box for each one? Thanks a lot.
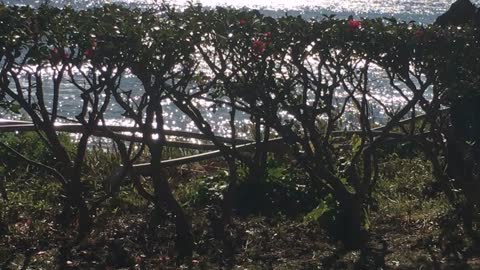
[1,0,470,136]
[4,0,469,23]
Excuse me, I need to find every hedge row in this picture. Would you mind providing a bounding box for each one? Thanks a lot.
[1,3,479,259]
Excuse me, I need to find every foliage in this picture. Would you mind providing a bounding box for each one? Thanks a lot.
[1,2,480,264]
[178,159,320,217]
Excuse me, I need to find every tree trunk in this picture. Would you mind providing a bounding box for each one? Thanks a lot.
[446,129,480,244]
[343,197,366,249]
[222,158,237,225]
[336,192,366,250]
[150,146,193,261]
[65,180,92,243]
[248,119,269,183]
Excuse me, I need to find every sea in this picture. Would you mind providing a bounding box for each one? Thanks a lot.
[1,0,473,137]
[3,0,467,23]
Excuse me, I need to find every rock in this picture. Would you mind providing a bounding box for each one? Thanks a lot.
[434,0,479,27]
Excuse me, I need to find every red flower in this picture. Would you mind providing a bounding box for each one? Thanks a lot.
[414,28,425,39]
[264,31,272,38]
[85,37,97,59]
[239,19,247,26]
[252,39,266,54]
[159,256,170,262]
[84,47,94,58]
[49,48,67,64]
[348,20,361,31]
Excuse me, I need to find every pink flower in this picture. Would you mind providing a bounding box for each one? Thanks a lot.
[48,48,58,61]
[49,47,58,57]
[348,20,361,31]
[252,39,266,54]
[239,19,247,26]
